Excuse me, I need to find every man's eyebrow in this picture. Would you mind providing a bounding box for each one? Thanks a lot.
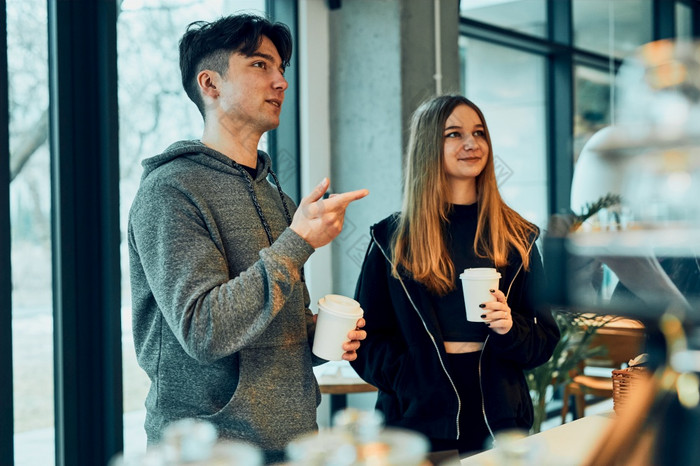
[250,51,275,62]
[249,51,285,70]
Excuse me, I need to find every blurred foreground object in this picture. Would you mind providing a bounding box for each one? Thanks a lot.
[109,418,263,465]
[550,39,700,319]
[286,408,429,465]
[546,38,700,466]
[569,39,700,257]
[492,429,544,465]
[584,312,700,466]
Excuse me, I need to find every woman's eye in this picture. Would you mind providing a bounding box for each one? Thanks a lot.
[473,130,485,137]
[445,131,461,138]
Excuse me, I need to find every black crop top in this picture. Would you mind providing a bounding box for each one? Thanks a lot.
[430,203,493,342]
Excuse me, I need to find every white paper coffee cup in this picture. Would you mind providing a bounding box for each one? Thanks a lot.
[312,294,363,361]
[459,268,501,322]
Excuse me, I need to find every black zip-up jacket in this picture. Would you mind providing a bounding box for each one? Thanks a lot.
[350,214,560,441]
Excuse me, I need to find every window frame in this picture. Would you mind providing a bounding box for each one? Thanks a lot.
[1,0,15,463]
[48,0,122,463]
[1,0,301,464]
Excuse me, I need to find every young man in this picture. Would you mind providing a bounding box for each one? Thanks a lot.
[128,14,368,462]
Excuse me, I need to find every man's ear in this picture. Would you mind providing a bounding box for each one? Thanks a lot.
[197,70,219,100]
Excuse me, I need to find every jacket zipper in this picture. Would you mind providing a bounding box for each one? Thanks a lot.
[370,230,462,440]
[478,336,495,442]
[478,236,537,445]
[370,230,538,442]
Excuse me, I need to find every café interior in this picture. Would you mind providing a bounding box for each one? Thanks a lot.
[3,0,700,464]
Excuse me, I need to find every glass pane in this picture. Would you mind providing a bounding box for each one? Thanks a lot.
[460,0,547,38]
[460,36,548,231]
[574,66,612,165]
[676,2,693,40]
[7,0,55,463]
[117,0,267,459]
[571,66,613,298]
[573,0,653,59]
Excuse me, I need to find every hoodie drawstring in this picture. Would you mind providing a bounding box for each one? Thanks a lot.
[230,159,292,247]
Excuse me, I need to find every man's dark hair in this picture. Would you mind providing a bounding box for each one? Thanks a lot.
[179,14,292,117]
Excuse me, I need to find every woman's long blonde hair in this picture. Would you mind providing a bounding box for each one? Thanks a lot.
[392,94,538,296]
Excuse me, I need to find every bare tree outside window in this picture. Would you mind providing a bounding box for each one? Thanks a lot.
[9,0,266,463]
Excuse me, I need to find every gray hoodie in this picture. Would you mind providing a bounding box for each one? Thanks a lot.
[128,140,321,458]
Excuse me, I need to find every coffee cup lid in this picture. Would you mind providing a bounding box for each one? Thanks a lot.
[318,294,363,318]
[459,267,501,279]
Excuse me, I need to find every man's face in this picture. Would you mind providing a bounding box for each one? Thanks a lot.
[214,35,288,133]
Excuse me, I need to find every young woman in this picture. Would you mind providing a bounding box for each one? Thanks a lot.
[350,94,560,454]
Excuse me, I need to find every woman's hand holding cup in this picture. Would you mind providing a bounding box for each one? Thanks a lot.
[341,318,367,361]
[312,295,365,361]
[480,289,513,335]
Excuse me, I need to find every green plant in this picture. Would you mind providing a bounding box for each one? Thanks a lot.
[526,193,626,432]
[525,311,619,433]
[568,193,622,231]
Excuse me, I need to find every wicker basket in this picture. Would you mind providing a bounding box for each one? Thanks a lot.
[612,366,650,415]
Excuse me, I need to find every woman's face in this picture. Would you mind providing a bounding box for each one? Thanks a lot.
[442,104,490,186]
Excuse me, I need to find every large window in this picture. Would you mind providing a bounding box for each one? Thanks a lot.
[572,0,653,59]
[459,0,694,220]
[4,0,295,464]
[7,0,54,463]
[116,0,268,459]
[461,37,548,229]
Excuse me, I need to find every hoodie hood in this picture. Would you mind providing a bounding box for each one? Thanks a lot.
[141,140,272,182]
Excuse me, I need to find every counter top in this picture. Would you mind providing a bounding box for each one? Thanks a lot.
[461,412,614,465]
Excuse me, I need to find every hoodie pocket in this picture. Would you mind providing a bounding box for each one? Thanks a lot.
[202,343,320,449]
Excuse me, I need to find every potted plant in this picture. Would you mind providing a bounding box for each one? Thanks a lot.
[526,311,617,433]
[527,193,624,433]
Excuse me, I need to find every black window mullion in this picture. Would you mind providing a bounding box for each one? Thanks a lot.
[460,17,566,55]
[653,0,677,41]
[0,0,15,464]
[547,0,574,216]
[48,0,122,465]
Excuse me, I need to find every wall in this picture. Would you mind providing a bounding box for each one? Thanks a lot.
[298,0,461,425]
[327,0,460,298]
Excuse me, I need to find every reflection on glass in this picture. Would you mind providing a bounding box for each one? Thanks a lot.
[574,66,612,163]
[676,2,693,40]
[552,40,700,319]
[460,0,547,38]
[573,0,652,59]
[116,0,267,459]
[8,0,54,463]
[460,36,548,231]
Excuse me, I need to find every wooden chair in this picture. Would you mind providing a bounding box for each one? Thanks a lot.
[561,323,646,423]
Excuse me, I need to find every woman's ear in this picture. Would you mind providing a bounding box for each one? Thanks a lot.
[197,70,219,100]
